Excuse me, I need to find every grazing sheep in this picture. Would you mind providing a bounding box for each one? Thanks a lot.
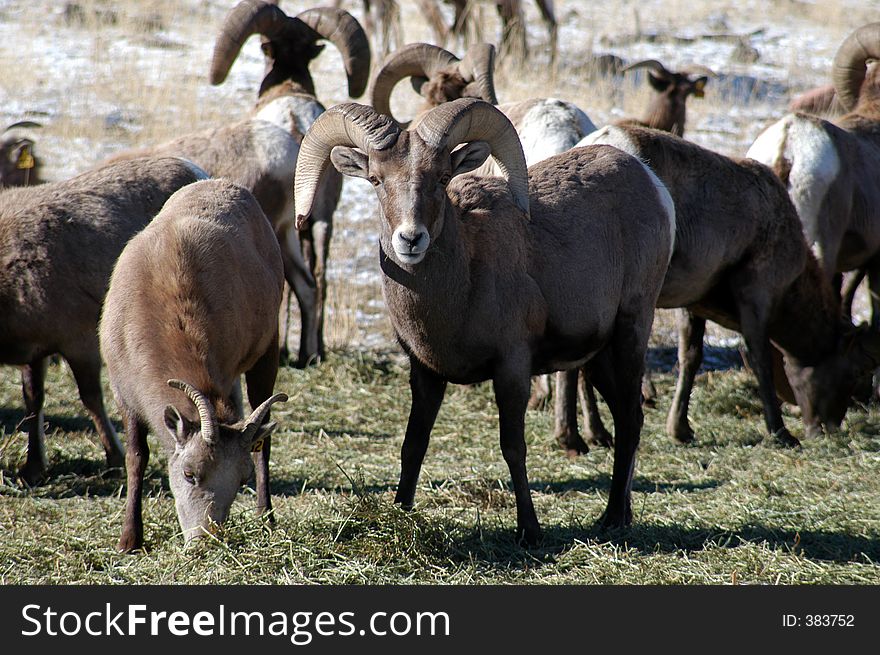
[294,98,675,543]
[561,124,880,452]
[0,156,207,485]
[209,0,371,366]
[99,179,287,552]
[0,121,42,188]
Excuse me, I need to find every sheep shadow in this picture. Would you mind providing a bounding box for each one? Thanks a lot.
[0,407,100,437]
[449,522,880,569]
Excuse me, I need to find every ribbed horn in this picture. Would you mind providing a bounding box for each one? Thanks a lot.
[415,98,529,216]
[621,59,672,79]
[209,0,289,86]
[295,103,401,229]
[369,43,461,122]
[832,22,880,112]
[297,7,371,98]
[167,379,217,445]
[458,43,498,104]
[241,393,288,443]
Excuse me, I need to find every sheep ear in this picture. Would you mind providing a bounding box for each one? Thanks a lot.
[164,406,189,445]
[247,421,278,453]
[330,146,369,179]
[693,77,708,98]
[451,141,491,177]
[260,41,275,59]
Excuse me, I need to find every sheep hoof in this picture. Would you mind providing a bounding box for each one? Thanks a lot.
[586,428,613,449]
[769,428,801,449]
[597,506,632,531]
[117,532,144,554]
[667,422,695,444]
[555,428,590,456]
[17,460,47,487]
[515,525,542,548]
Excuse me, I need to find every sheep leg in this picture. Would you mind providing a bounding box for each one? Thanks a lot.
[19,357,48,485]
[277,285,294,366]
[526,373,551,410]
[665,308,705,443]
[580,371,615,448]
[590,317,648,530]
[737,299,800,447]
[866,260,880,332]
[279,230,320,369]
[300,218,330,365]
[67,354,124,472]
[245,339,281,520]
[493,361,541,546]
[394,358,447,508]
[552,369,589,455]
[118,408,149,553]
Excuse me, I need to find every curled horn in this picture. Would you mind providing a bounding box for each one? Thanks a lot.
[832,22,880,112]
[241,393,289,443]
[209,0,289,85]
[295,103,401,229]
[678,64,717,78]
[369,43,461,122]
[296,7,371,98]
[415,98,530,216]
[458,43,499,105]
[167,379,217,445]
[621,59,673,79]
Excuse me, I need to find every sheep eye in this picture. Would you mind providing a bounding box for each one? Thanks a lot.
[183,470,197,485]
[439,173,451,186]
[368,175,381,187]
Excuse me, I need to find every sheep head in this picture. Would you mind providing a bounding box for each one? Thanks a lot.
[210,0,370,100]
[294,98,528,266]
[783,325,880,439]
[370,43,498,128]
[164,379,287,542]
[831,22,880,116]
[0,120,41,188]
[622,59,713,136]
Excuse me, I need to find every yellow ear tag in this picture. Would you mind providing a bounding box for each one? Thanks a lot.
[251,437,265,453]
[17,146,35,170]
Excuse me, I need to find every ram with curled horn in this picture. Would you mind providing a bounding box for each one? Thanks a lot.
[294,97,675,544]
[748,23,880,350]
[100,180,288,552]
[207,0,372,367]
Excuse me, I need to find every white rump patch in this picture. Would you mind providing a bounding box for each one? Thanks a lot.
[516,98,597,165]
[581,126,675,261]
[254,96,325,138]
[747,115,840,249]
[250,120,299,185]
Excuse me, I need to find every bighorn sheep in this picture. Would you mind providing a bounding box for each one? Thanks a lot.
[619,59,712,137]
[0,121,42,188]
[99,179,287,552]
[294,98,675,543]
[369,42,595,165]
[560,123,880,452]
[747,23,880,327]
[209,0,371,366]
[0,156,207,485]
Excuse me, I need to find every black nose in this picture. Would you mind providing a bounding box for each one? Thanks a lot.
[400,232,425,249]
